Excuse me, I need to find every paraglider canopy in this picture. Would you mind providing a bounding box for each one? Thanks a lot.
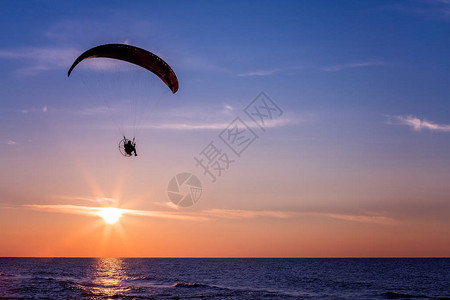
[68,43,178,93]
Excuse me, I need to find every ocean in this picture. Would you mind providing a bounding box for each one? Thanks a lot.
[0,258,448,299]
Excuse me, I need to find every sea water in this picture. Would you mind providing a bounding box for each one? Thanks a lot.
[0,258,449,299]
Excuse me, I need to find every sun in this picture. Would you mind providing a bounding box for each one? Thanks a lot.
[98,208,123,224]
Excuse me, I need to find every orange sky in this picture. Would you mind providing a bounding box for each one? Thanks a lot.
[1,192,449,257]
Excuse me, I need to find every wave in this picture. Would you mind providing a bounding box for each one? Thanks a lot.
[382,291,434,299]
[132,276,155,281]
[172,281,309,298]
[172,282,207,288]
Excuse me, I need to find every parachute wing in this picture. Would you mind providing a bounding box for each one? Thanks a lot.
[68,44,178,93]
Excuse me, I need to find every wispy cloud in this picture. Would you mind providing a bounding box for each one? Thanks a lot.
[6,140,16,145]
[0,47,134,75]
[223,105,234,112]
[385,115,450,132]
[143,122,231,130]
[387,0,450,21]
[307,212,396,225]
[77,103,297,131]
[237,70,278,77]
[24,204,208,221]
[237,66,307,77]
[77,106,114,116]
[139,117,296,131]
[20,204,291,222]
[179,55,232,74]
[201,209,291,219]
[323,61,388,72]
[240,61,388,75]
[21,106,48,114]
[55,195,118,205]
[4,200,398,225]
[0,47,78,75]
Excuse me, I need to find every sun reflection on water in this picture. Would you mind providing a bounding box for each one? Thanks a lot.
[87,258,130,298]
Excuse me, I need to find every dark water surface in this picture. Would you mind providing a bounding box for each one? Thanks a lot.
[0,258,448,299]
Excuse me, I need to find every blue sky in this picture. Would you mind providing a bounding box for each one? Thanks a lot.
[1,1,450,256]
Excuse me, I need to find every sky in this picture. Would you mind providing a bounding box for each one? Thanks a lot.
[0,0,449,257]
